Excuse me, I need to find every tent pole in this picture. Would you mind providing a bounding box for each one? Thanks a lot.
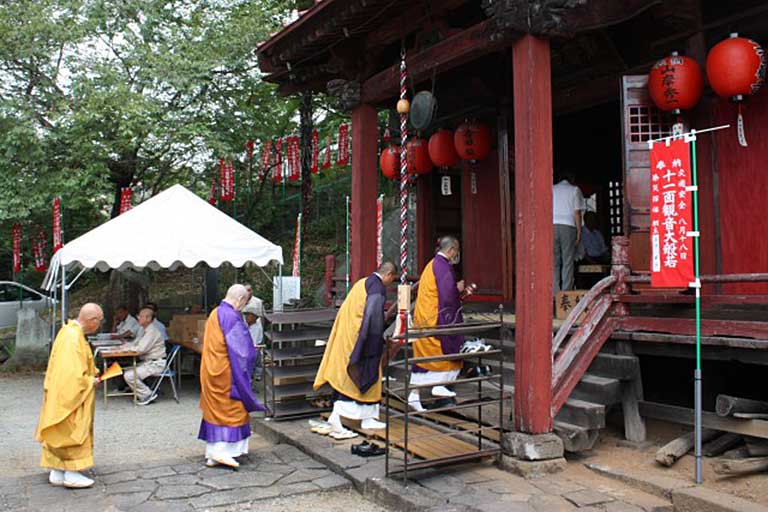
[61,264,67,324]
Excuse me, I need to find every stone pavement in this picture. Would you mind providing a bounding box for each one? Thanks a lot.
[254,418,675,512]
[0,443,350,512]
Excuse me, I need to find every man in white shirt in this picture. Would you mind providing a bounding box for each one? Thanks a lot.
[145,302,169,341]
[243,284,264,318]
[118,307,167,405]
[552,172,585,294]
[243,303,263,382]
[111,306,141,341]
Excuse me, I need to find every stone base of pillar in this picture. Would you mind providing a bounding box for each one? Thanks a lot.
[499,432,566,478]
[499,455,567,479]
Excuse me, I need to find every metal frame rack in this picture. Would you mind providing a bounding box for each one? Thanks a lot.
[384,309,506,483]
[263,308,337,420]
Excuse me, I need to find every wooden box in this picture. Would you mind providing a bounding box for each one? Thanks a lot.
[555,290,588,321]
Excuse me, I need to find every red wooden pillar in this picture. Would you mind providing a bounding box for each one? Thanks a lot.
[350,104,378,282]
[513,35,554,434]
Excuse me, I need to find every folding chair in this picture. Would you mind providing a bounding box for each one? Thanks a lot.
[149,345,182,403]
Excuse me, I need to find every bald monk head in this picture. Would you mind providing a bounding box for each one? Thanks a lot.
[224,284,249,312]
[377,261,398,286]
[77,303,104,335]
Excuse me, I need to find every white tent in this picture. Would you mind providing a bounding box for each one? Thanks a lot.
[43,184,283,314]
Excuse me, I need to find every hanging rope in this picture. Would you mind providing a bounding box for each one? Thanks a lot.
[399,45,409,284]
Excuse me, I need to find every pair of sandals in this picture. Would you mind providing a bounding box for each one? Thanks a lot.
[311,398,332,408]
[351,441,385,457]
[308,419,358,440]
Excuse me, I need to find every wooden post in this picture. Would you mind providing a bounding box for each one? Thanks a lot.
[350,104,378,282]
[513,35,554,434]
[324,255,335,307]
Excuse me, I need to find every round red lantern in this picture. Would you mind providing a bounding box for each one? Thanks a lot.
[706,33,766,100]
[405,138,433,175]
[379,145,400,179]
[648,52,703,112]
[428,129,459,168]
[454,120,492,162]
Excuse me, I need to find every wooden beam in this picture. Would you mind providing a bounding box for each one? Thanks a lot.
[364,0,466,53]
[361,19,519,105]
[350,104,379,282]
[618,317,768,340]
[639,401,768,440]
[512,35,553,435]
[615,294,768,306]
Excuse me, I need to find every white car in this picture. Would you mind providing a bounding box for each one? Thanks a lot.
[0,281,56,329]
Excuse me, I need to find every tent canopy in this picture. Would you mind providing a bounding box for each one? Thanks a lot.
[48,184,283,274]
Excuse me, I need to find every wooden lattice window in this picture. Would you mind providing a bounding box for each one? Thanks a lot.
[609,180,623,235]
[627,105,673,143]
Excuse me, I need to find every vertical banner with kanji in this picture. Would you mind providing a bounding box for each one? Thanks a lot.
[12,224,22,273]
[208,177,217,205]
[261,139,272,179]
[33,230,47,272]
[650,138,694,287]
[273,139,284,183]
[322,133,332,170]
[292,213,302,277]
[288,136,301,182]
[376,195,383,267]
[52,198,63,253]
[310,129,319,174]
[336,123,349,167]
[219,159,234,201]
[119,187,133,214]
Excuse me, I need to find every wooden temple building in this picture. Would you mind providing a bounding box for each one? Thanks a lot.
[257,0,768,454]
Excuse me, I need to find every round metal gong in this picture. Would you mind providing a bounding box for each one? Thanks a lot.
[409,91,438,131]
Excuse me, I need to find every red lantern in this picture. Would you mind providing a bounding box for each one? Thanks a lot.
[406,138,433,175]
[454,121,491,162]
[648,52,703,112]
[380,145,400,179]
[428,129,459,168]
[706,33,766,147]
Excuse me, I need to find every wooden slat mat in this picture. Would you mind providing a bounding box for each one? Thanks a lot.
[386,399,502,443]
[321,414,479,461]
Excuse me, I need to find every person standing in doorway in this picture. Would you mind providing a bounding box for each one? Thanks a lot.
[552,172,585,294]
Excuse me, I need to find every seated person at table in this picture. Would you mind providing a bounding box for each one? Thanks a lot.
[111,306,141,341]
[145,302,169,341]
[242,303,263,383]
[580,211,610,264]
[118,307,166,405]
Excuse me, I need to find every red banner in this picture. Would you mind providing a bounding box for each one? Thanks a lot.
[245,139,254,159]
[376,195,383,267]
[322,133,332,170]
[119,187,133,214]
[650,138,694,288]
[289,136,301,182]
[12,224,21,273]
[310,129,319,174]
[273,139,284,183]
[208,177,217,205]
[261,139,272,179]
[336,123,349,167]
[219,159,234,201]
[52,198,63,253]
[292,213,301,277]
[33,230,47,272]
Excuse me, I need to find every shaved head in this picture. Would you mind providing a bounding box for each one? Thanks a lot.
[78,303,104,335]
[224,284,249,311]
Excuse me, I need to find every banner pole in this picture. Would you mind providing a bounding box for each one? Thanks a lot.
[345,195,350,294]
[689,130,703,485]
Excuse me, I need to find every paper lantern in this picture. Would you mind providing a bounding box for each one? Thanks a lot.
[428,129,459,168]
[706,33,765,100]
[379,145,400,179]
[405,138,433,175]
[454,121,492,162]
[648,52,703,112]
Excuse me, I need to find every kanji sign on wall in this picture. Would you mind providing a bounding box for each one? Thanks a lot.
[650,137,694,288]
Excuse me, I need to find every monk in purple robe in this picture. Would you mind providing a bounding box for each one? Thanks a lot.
[409,236,466,411]
[198,284,265,468]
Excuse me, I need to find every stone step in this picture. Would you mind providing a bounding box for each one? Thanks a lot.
[553,420,601,452]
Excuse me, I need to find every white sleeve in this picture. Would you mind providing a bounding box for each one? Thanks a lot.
[573,187,585,211]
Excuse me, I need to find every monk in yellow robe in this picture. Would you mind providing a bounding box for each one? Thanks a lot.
[314,262,398,437]
[409,236,467,411]
[35,303,103,488]
[199,284,265,468]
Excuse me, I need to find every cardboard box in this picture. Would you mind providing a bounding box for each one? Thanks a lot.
[555,290,588,321]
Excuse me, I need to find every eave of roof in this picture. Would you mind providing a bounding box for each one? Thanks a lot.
[255,0,340,55]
